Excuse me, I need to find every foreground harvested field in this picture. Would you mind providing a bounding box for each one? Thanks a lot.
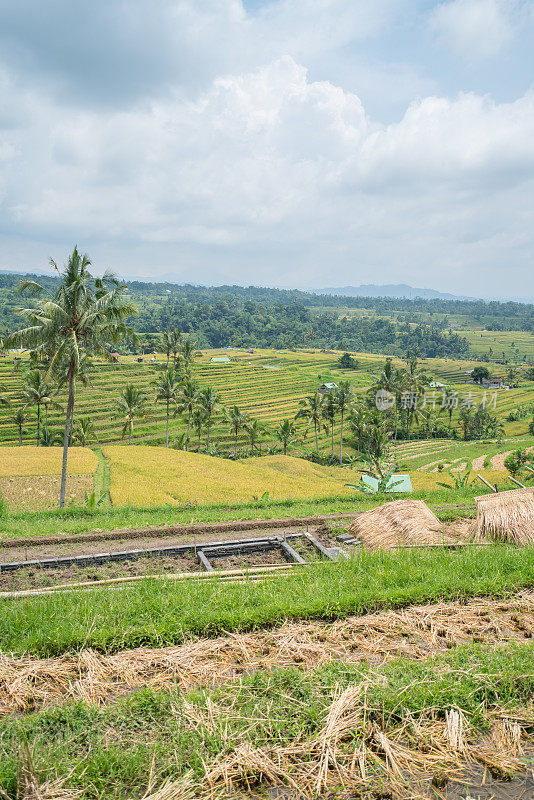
[2,592,533,715]
[3,544,534,658]
[0,473,95,510]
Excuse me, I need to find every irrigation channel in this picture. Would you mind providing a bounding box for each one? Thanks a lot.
[0,516,359,597]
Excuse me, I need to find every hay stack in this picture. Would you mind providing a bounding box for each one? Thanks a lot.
[348,499,453,550]
[474,487,534,546]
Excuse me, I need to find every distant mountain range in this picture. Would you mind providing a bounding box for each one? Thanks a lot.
[321,283,477,301]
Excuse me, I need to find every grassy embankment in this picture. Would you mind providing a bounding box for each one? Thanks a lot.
[2,545,534,657]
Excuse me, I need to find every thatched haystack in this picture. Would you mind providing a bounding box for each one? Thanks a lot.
[348,499,454,550]
[474,487,534,546]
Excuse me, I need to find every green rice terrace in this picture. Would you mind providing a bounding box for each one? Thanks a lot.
[1,347,532,449]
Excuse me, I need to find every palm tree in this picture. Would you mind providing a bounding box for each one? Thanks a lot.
[19,369,60,446]
[276,419,297,455]
[74,417,97,447]
[243,418,268,456]
[373,358,406,440]
[6,247,135,506]
[0,383,10,410]
[162,330,172,367]
[197,387,221,449]
[192,407,207,451]
[163,328,181,368]
[223,405,249,457]
[403,351,426,439]
[153,368,181,447]
[115,385,147,445]
[334,381,353,462]
[175,378,198,450]
[179,337,201,375]
[40,429,63,447]
[348,404,368,457]
[295,392,324,453]
[440,386,458,432]
[13,407,26,446]
[322,393,337,457]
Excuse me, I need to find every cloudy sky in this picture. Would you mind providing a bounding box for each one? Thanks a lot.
[0,0,533,298]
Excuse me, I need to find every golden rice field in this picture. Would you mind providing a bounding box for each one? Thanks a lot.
[103,446,513,506]
[0,446,97,477]
[103,447,354,505]
[0,446,98,510]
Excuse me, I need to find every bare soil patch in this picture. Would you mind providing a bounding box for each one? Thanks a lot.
[1,592,532,715]
[0,535,328,591]
[0,553,200,591]
[0,521,342,562]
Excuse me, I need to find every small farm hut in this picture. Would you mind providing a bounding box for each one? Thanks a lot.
[348,499,455,550]
[318,382,338,394]
[473,487,534,545]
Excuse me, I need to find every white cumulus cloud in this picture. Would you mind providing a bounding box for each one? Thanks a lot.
[429,0,516,59]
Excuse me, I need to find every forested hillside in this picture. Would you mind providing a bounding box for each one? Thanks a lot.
[0,271,531,354]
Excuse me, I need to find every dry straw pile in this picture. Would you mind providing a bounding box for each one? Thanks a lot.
[474,487,534,546]
[348,499,457,550]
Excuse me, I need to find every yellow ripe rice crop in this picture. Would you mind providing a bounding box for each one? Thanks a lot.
[0,446,98,477]
[104,446,353,506]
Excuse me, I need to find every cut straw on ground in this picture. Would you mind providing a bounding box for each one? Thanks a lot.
[1,591,533,715]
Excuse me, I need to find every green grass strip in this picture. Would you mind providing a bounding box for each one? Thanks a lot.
[0,489,479,542]
[1,545,533,657]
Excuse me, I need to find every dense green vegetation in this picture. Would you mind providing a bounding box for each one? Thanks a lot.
[1,271,532,352]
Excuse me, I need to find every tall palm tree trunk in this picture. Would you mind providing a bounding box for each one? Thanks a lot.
[234,428,238,457]
[18,425,22,446]
[36,404,41,446]
[339,412,344,462]
[331,423,334,456]
[314,421,319,453]
[206,416,211,449]
[394,401,398,440]
[187,410,191,451]
[165,400,170,447]
[129,421,132,445]
[60,368,76,508]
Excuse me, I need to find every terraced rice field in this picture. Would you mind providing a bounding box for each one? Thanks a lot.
[0,348,532,451]
[458,329,534,360]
